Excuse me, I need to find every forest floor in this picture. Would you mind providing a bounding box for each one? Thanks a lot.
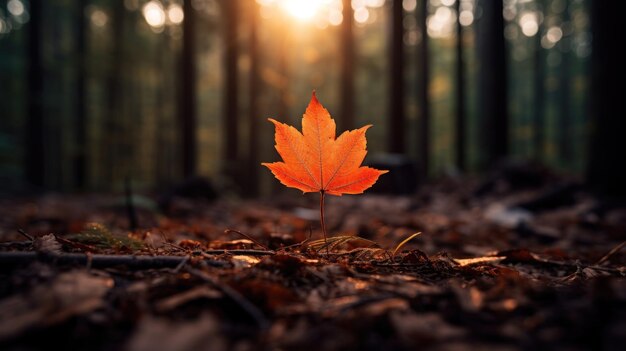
[0,170,625,350]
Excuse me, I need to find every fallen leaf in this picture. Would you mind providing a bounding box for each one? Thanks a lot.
[390,311,466,344]
[155,286,222,312]
[127,314,225,351]
[34,233,61,254]
[231,255,261,268]
[0,270,113,340]
[453,256,506,267]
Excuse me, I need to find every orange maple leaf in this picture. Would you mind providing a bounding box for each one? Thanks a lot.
[262,92,388,196]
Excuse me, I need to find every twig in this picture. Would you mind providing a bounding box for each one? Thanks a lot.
[225,229,271,251]
[165,241,186,252]
[158,230,171,243]
[53,234,98,252]
[595,241,626,265]
[279,226,315,251]
[172,256,190,273]
[0,240,32,249]
[371,262,429,267]
[202,249,275,256]
[186,266,269,329]
[280,238,311,251]
[0,249,272,270]
[0,251,223,269]
[17,229,34,242]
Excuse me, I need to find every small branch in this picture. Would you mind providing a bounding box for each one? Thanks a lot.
[0,241,32,249]
[17,229,34,242]
[224,229,271,251]
[371,262,429,267]
[53,234,98,252]
[0,251,223,269]
[202,249,275,256]
[595,241,626,266]
[186,266,269,329]
[279,237,311,251]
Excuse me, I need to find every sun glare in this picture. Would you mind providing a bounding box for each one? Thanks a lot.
[256,0,383,27]
[280,0,324,22]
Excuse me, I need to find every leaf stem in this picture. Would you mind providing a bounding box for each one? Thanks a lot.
[320,191,328,254]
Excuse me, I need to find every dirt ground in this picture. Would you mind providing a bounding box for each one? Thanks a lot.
[0,174,624,350]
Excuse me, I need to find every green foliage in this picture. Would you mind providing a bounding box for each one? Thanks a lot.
[67,223,144,251]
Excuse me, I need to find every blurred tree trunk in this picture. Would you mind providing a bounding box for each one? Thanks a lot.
[273,15,289,194]
[277,29,289,125]
[247,1,260,196]
[180,0,197,177]
[477,0,508,169]
[340,0,354,132]
[25,0,45,188]
[454,0,465,172]
[156,35,170,185]
[388,0,405,153]
[416,0,430,177]
[586,0,626,198]
[222,0,239,180]
[533,0,545,161]
[106,0,125,186]
[558,1,571,168]
[74,0,88,189]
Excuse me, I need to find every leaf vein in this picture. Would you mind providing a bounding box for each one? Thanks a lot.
[280,126,320,189]
[324,131,363,189]
[327,171,377,191]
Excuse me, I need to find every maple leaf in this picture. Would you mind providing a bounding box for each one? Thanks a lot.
[262,92,387,247]
[262,92,388,196]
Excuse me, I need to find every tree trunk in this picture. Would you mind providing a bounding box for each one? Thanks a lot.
[106,0,125,186]
[25,0,45,189]
[477,0,508,169]
[558,0,571,168]
[586,0,626,198]
[416,0,430,177]
[74,0,88,189]
[454,0,466,172]
[533,0,545,161]
[247,1,260,196]
[222,0,239,180]
[155,35,170,185]
[180,0,197,177]
[340,0,355,132]
[388,0,405,153]
[277,27,289,125]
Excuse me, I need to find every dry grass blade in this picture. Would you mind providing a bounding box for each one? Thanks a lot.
[595,240,626,265]
[17,229,34,242]
[225,229,271,251]
[351,247,388,261]
[307,235,379,253]
[392,232,421,258]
